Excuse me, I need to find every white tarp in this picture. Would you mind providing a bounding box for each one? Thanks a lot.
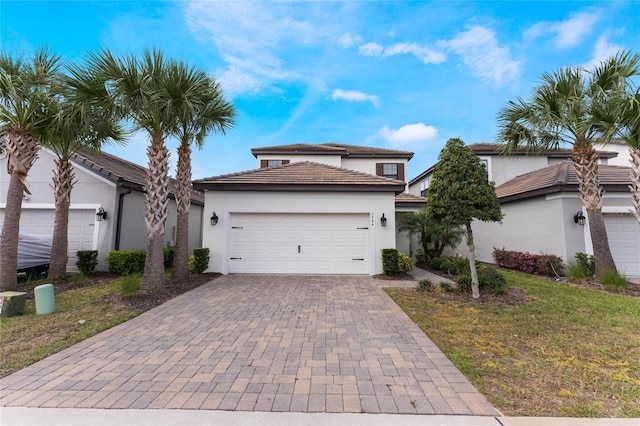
[16,233,52,270]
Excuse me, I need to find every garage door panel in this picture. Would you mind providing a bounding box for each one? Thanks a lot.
[604,214,640,276]
[229,213,370,274]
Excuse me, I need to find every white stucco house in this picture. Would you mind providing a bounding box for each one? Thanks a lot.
[409,143,640,277]
[0,147,204,272]
[193,143,426,275]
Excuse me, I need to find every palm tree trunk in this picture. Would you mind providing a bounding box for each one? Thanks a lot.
[48,159,75,281]
[465,222,480,299]
[572,139,617,276]
[630,147,640,224]
[141,135,170,292]
[0,131,39,291]
[171,140,192,281]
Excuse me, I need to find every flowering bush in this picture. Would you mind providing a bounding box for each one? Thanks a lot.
[493,247,563,277]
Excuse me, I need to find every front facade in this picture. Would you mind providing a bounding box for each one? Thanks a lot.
[0,148,204,272]
[195,144,424,275]
[409,144,639,277]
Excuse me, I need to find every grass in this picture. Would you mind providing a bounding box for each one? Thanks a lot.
[385,269,640,417]
[0,279,140,377]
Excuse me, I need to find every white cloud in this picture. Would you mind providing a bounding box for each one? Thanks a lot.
[583,34,623,70]
[338,32,361,48]
[524,11,599,48]
[359,41,446,64]
[377,123,438,146]
[445,26,522,86]
[332,89,379,107]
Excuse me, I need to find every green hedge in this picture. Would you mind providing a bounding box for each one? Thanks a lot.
[382,248,399,276]
[189,248,209,274]
[76,250,98,276]
[106,250,146,275]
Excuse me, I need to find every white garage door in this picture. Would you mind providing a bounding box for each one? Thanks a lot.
[1,208,97,271]
[605,213,640,276]
[229,213,370,274]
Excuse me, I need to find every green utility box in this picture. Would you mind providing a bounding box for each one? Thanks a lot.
[34,284,55,315]
[0,292,27,317]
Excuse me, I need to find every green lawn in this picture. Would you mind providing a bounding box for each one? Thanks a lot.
[0,279,140,377]
[386,269,640,417]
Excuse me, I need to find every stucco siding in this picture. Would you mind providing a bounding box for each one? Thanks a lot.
[488,156,549,187]
[201,191,397,275]
[256,154,341,167]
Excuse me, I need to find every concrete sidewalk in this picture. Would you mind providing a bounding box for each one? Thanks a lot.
[1,407,638,426]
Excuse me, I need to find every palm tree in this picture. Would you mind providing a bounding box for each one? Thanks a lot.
[398,208,464,259]
[166,61,235,281]
[0,48,61,291]
[75,48,176,292]
[41,84,125,280]
[497,51,640,277]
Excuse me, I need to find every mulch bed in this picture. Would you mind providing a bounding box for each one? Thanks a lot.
[374,272,415,281]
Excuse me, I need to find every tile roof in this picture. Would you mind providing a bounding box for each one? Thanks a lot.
[71,149,204,204]
[251,143,414,159]
[468,143,618,158]
[193,161,407,194]
[496,161,631,203]
[395,192,427,206]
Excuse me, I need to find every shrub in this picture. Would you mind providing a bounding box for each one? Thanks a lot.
[439,281,455,292]
[417,279,434,291]
[107,250,146,275]
[382,249,399,276]
[415,250,429,264]
[398,252,415,272]
[70,272,86,286]
[493,247,563,277]
[478,268,507,296]
[76,250,98,276]
[164,247,175,268]
[575,252,595,278]
[439,259,457,275]
[565,262,586,281]
[456,274,472,292]
[120,274,141,299]
[430,257,444,270]
[189,248,210,274]
[599,269,628,292]
[451,256,470,275]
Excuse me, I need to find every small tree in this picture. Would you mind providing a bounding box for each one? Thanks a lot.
[398,208,464,259]
[427,138,503,299]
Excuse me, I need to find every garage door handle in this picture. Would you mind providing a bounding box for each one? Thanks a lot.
[230,257,242,260]
[357,227,369,230]
[352,258,364,261]
[298,245,301,253]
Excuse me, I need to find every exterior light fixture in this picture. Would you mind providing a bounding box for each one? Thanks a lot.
[210,212,219,226]
[573,210,586,226]
[96,207,107,222]
[380,213,387,227]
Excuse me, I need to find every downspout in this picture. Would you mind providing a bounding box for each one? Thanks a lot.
[115,189,132,250]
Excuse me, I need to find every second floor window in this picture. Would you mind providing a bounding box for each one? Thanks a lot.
[382,163,398,179]
[260,159,290,168]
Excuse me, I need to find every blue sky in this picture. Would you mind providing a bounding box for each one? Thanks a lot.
[2,1,639,180]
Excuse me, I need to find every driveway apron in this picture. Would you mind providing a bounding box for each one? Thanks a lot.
[1,275,498,416]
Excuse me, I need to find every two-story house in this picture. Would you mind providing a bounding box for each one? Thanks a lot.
[193,143,426,275]
[408,143,639,277]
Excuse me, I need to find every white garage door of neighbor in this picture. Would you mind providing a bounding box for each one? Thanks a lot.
[605,214,640,276]
[16,209,97,270]
[229,213,370,274]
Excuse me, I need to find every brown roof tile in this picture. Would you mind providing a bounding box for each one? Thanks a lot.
[496,161,631,202]
[72,149,204,204]
[469,142,618,158]
[395,192,427,205]
[193,161,406,194]
[251,143,413,159]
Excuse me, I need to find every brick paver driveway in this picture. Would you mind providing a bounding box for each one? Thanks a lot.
[1,275,498,416]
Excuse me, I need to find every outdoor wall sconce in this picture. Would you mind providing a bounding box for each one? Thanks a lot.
[380,213,387,227]
[574,210,586,226]
[210,212,219,226]
[96,207,107,222]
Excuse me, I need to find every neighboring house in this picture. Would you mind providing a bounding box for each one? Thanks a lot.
[0,147,204,272]
[409,143,640,277]
[193,143,426,275]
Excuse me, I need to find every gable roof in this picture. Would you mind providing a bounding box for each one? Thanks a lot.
[496,161,631,203]
[193,161,406,194]
[71,149,204,205]
[251,143,414,159]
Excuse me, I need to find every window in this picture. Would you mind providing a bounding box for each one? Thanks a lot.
[260,159,290,168]
[420,178,430,197]
[376,162,404,180]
